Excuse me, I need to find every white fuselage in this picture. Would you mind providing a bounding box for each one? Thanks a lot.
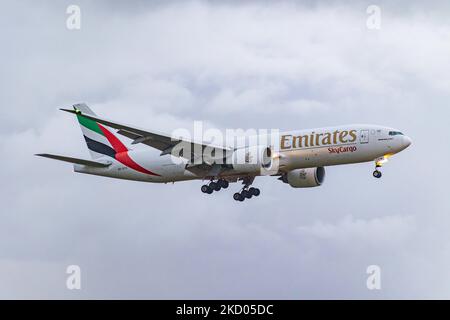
[74,124,412,183]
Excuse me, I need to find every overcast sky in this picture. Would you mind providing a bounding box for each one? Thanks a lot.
[1,0,450,299]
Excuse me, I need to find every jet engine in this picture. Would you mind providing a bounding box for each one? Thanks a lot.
[230,146,273,174]
[279,167,325,188]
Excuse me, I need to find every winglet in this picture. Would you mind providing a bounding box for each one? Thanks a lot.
[60,108,77,114]
[60,103,97,116]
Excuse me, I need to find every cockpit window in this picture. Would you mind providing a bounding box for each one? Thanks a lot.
[389,131,404,136]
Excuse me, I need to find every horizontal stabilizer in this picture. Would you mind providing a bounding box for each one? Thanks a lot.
[35,153,111,168]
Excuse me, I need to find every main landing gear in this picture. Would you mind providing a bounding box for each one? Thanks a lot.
[201,177,261,202]
[201,179,229,194]
[233,187,260,202]
[233,176,260,202]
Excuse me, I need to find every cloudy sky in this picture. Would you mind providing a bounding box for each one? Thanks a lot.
[1,0,450,299]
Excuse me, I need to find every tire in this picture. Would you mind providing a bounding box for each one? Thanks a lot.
[242,190,252,199]
[220,180,229,189]
[213,184,221,191]
[209,182,217,190]
[373,170,382,179]
[233,193,243,201]
[201,185,210,193]
[251,188,260,196]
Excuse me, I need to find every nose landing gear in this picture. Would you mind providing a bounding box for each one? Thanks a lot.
[373,169,382,179]
[372,154,392,179]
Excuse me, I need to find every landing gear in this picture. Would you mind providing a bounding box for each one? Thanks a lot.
[232,187,261,201]
[373,170,382,179]
[242,190,252,199]
[201,184,213,194]
[372,155,391,179]
[201,179,229,194]
[202,177,261,201]
[249,187,260,197]
[218,179,229,189]
[233,186,261,202]
[209,181,221,191]
[233,192,245,202]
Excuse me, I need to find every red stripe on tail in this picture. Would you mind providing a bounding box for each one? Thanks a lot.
[115,152,161,176]
[98,123,128,153]
[97,123,161,177]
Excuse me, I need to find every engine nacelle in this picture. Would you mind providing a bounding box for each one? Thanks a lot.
[280,167,325,188]
[230,146,273,174]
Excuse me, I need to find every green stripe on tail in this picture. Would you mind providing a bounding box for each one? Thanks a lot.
[76,114,104,136]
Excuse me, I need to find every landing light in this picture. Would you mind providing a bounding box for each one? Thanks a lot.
[376,154,393,167]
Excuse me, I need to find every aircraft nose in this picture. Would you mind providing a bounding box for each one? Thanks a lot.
[403,135,412,148]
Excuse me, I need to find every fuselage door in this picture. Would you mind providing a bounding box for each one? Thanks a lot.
[359,130,369,144]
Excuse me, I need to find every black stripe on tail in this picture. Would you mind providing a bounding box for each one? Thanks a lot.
[83,135,116,158]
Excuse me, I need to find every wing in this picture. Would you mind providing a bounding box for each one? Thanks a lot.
[60,108,231,164]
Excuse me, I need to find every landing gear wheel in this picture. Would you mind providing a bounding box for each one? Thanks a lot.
[219,180,229,189]
[242,190,252,199]
[201,185,213,194]
[373,170,382,179]
[249,187,260,197]
[233,193,244,201]
[209,182,218,190]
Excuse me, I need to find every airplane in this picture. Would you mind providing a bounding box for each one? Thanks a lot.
[36,103,412,202]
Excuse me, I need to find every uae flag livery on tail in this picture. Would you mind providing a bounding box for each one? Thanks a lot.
[74,104,160,176]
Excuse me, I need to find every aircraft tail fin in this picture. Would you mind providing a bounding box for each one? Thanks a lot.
[64,103,129,160]
[35,153,111,168]
[73,103,97,117]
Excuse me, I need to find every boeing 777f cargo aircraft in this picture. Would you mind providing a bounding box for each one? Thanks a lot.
[37,103,412,201]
